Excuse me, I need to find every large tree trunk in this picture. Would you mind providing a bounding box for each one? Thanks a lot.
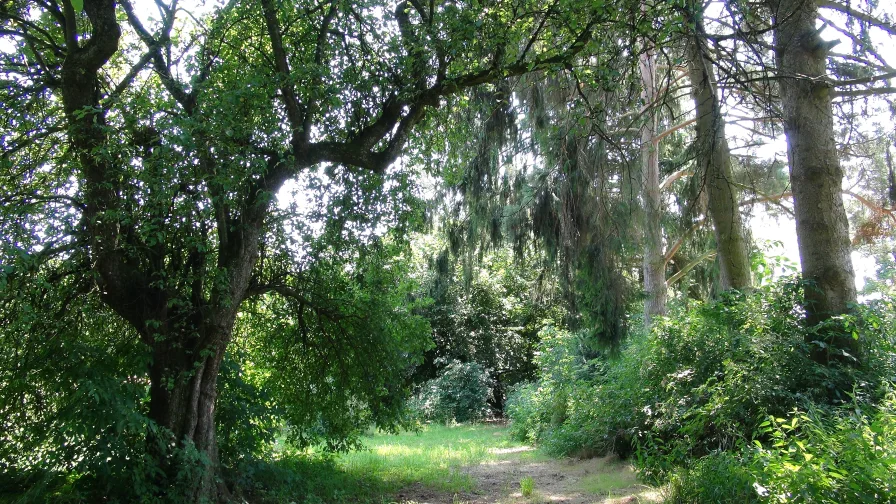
[686,23,752,291]
[771,0,859,364]
[59,6,257,499]
[639,43,667,325]
[148,331,230,501]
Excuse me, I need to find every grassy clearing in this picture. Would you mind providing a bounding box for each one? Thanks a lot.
[243,424,658,504]
[246,423,540,503]
[338,424,541,494]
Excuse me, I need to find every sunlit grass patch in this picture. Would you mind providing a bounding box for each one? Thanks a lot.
[337,423,530,493]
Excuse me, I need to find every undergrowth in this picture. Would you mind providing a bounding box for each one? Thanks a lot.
[506,279,896,503]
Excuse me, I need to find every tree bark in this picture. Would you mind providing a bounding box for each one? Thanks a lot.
[639,42,667,325]
[771,0,860,364]
[686,24,753,291]
[148,331,230,500]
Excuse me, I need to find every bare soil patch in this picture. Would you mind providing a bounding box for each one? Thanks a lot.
[391,449,662,504]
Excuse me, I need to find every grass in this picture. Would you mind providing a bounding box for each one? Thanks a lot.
[242,423,539,503]
[240,424,659,504]
[578,465,639,495]
[338,424,536,493]
[519,475,535,497]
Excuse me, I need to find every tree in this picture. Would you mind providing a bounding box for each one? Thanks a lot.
[0,0,600,500]
[685,3,752,291]
[416,244,564,409]
[769,0,859,362]
[638,12,668,324]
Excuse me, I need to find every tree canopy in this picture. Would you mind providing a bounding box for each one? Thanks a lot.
[2,0,895,501]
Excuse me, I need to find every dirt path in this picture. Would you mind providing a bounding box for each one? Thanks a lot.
[391,447,662,504]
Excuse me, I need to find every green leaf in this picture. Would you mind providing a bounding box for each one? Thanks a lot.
[71,0,83,11]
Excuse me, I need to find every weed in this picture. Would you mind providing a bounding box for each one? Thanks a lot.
[520,475,535,497]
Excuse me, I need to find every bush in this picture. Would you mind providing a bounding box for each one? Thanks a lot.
[505,381,547,443]
[506,279,896,501]
[750,391,896,503]
[411,361,494,423]
[504,325,584,446]
[663,451,759,504]
[634,285,821,470]
[505,324,649,457]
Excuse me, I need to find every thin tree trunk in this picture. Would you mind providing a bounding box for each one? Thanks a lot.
[639,41,667,325]
[771,0,860,364]
[686,22,752,291]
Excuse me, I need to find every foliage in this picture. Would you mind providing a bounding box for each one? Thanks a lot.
[506,324,648,457]
[416,242,564,410]
[750,392,896,504]
[2,0,896,499]
[0,0,603,498]
[0,212,431,500]
[627,281,890,471]
[0,265,161,502]
[506,279,896,499]
[662,451,759,504]
[216,352,282,470]
[411,361,494,424]
[240,237,433,451]
[663,389,896,504]
[505,381,544,444]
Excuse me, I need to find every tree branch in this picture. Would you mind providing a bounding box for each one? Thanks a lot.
[260,0,304,146]
[833,87,896,97]
[655,117,696,144]
[818,0,896,38]
[121,0,195,111]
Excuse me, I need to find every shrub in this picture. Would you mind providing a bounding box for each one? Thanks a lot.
[505,324,652,457]
[663,451,759,504]
[507,280,896,486]
[504,325,585,445]
[505,381,543,442]
[750,391,896,503]
[412,361,494,423]
[634,284,822,470]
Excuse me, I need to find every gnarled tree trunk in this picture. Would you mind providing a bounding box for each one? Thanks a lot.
[771,0,859,364]
[147,328,231,500]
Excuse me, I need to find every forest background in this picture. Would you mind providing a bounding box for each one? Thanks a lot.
[1,0,895,502]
